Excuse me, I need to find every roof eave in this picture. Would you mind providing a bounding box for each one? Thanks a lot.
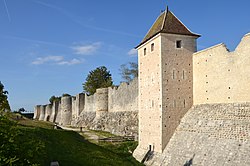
[135,31,201,49]
[135,31,162,49]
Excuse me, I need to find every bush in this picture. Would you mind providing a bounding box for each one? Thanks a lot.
[0,115,44,166]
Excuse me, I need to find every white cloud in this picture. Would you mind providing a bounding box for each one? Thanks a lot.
[32,56,83,66]
[32,56,64,65]
[57,58,83,65]
[72,42,101,55]
[128,48,137,56]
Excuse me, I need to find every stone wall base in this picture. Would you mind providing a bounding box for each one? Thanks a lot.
[140,103,250,166]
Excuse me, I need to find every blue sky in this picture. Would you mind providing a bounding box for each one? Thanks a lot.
[1,0,250,112]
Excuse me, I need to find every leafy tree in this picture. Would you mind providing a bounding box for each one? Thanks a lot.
[18,108,26,113]
[119,62,138,82]
[0,81,10,112]
[62,93,71,97]
[83,66,113,95]
[49,95,61,104]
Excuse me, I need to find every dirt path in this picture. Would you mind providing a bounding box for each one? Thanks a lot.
[58,125,100,141]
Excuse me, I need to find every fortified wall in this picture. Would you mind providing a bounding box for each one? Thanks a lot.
[193,33,250,105]
[33,79,138,137]
[33,5,250,165]
[134,33,250,166]
[144,103,250,165]
[131,5,250,165]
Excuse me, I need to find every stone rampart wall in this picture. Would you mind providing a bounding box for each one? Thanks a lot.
[60,96,72,125]
[108,78,138,113]
[38,105,45,121]
[193,33,250,105]
[84,94,94,112]
[50,101,59,122]
[44,104,52,121]
[55,102,61,124]
[144,103,250,166]
[33,105,40,119]
[34,78,138,137]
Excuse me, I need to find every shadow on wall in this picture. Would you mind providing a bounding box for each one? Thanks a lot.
[184,154,195,166]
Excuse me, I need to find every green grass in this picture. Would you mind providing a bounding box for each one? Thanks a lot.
[88,129,116,137]
[13,116,143,166]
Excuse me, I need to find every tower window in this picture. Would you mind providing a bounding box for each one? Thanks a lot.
[176,40,182,48]
[144,48,146,55]
[151,43,154,52]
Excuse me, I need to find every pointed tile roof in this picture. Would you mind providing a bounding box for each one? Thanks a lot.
[136,8,200,48]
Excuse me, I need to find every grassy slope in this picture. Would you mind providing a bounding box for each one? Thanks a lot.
[15,116,142,166]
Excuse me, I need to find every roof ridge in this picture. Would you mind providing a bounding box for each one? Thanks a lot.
[160,7,168,31]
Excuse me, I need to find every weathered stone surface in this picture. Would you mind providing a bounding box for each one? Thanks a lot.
[193,33,250,105]
[38,105,46,121]
[136,29,198,153]
[95,88,109,118]
[144,103,250,166]
[50,101,59,123]
[55,102,61,124]
[33,105,40,119]
[44,104,52,121]
[74,111,138,138]
[72,111,96,127]
[60,96,72,125]
[108,79,138,113]
[92,111,138,137]
[36,78,138,135]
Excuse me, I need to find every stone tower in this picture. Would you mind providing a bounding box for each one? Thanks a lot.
[133,7,200,160]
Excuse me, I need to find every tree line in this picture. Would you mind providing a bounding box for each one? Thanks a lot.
[83,62,138,95]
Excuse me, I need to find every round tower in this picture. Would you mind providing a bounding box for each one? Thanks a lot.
[55,101,61,124]
[94,88,108,118]
[60,96,72,125]
[33,105,41,119]
[50,100,59,123]
[44,104,52,121]
[38,105,46,121]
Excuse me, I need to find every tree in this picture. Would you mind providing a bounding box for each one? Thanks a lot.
[0,81,10,112]
[49,95,61,104]
[18,108,26,113]
[62,93,71,97]
[83,66,113,95]
[119,62,138,82]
